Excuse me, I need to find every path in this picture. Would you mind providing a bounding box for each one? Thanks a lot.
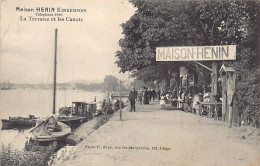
[58,101,259,166]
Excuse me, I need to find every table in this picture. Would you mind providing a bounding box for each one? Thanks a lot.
[199,102,222,120]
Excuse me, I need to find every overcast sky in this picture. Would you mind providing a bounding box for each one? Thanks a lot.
[0,0,136,84]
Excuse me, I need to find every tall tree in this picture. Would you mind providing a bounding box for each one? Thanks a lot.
[102,75,119,92]
[116,0,259,78]
[115,0,260,125]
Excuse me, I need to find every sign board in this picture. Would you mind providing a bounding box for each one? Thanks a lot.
[156,45,236,61]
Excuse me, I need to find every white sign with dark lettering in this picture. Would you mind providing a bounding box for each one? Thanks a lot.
[156,45,236,61]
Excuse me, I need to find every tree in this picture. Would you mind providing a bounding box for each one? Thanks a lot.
[116,0,259,78]
[115,0,260,125]
[75,83,102,91]
[102,75,119,92]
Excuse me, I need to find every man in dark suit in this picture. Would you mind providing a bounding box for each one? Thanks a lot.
[129,86,136,112]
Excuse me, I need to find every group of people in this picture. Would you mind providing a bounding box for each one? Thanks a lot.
[129,86,217,116]
[137,87,158,104]
[128,87,160,112]
[159,89,218,116]
[159,90,194,107]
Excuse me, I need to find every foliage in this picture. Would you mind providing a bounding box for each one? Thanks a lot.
[116,0,259,77]
[100,99,114,114]
[75,82,102,91]
[115,0,260,125]
[102,75,119,92]
[113,99,125,111]
[235,66,260,126]
[93,115,110,130]
[74,75,127,92]
[1,142,57,166]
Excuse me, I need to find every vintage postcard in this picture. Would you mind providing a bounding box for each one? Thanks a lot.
[0,0,259,166]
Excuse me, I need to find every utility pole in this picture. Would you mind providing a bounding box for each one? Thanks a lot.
[119,80,122,121]
[211,62,218,119]
[211,62,218,102]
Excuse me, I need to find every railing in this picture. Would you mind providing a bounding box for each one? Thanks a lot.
[110,92,129,98]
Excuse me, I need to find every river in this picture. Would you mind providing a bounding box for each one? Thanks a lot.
[0,89,107,149]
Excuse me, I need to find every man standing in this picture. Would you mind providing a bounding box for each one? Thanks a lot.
[129,86,136,112]
[143,87,149,104]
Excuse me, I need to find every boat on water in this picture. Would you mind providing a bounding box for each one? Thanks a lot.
[29,116,71,143]
[1,115,36,129]
[0,81,13,90]
[57,101,97,130]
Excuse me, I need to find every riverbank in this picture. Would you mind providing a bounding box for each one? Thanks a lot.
[66,114,112,145]
[53,100,259,166]
[0,109,117,166]
[49,113,113,165]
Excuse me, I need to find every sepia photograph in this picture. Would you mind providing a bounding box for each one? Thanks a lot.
[0,0,259,165]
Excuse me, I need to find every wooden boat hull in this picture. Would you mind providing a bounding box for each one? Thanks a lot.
[1,119,36,129]
[58,116,88,130]
[30,121,71,142]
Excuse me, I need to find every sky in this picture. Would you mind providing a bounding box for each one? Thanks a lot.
[0,0,136,84]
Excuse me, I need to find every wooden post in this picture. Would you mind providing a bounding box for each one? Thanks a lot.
[211,62,218,102]
[221,75,227,122]
[227,72,236,127]
[210,62,218,119]
[228,105,233,127]
[119,80,122,121]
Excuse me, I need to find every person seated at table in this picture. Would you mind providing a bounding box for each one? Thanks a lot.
[187,93,192,105]
[177,91,184,109]
[200,93,210,115]
[172,89,177,99]
[203,93,211,102]
[166,93,170,102]
[160,93,167,108]
[192,93,203,115]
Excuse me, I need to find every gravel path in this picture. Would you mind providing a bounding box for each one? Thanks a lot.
[58,101,259,166]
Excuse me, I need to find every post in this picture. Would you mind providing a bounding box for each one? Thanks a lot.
[209,62,217,119]
[211,62,218,102]
[228,104,233,127]
[221,75,227,121]
[227,72,236,127]
[52,28,58,115]
[81,103,83,116]
[119,80,122,121]
[72,103,73,114]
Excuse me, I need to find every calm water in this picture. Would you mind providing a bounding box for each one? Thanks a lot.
[0,89,107,149]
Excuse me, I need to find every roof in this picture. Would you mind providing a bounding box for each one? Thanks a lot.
[219,64,235,75]
[72,101,96,104]
[226,67,235,72]
[72,101,86,103]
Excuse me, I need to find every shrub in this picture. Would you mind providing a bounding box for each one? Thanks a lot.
[93,115,109,130]
[1,142,57,166]
[101,100,113,114]
[235,62,260,127]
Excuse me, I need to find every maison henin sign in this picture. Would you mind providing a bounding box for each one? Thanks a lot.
[156,45,236,61]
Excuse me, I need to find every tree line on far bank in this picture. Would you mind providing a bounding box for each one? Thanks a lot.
[75,75,128,92]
